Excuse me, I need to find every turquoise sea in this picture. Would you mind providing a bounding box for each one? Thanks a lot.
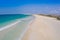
[0,14,30,28]
[0,14,32,40]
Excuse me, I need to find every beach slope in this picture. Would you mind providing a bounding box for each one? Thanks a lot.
[22,15,60,40]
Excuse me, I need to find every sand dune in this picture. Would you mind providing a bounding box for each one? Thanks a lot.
[22,15,60,40]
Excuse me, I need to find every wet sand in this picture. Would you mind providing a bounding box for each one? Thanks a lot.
[0,16,33,40]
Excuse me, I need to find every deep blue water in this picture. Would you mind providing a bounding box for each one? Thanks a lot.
[0,14,30,27]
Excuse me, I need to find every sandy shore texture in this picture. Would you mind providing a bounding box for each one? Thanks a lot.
[22,15,60,40]
[0,16,33,40]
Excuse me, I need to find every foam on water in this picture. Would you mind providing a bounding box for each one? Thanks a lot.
[0,16,33,40]
[0,14,30,28]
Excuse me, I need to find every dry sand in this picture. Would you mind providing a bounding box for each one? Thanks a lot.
[22,15,60,40]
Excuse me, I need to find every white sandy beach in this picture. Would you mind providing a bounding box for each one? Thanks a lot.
[0,15,60,40]
[22,15,60,40]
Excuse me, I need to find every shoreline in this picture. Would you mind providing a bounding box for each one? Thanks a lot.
[0,16,34,40]
[18,17,34,40]
[0,16,32,31]
[0,19,21,31]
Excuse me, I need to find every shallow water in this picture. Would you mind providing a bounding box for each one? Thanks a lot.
[0,16,33,40]
[0,14,30,28]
